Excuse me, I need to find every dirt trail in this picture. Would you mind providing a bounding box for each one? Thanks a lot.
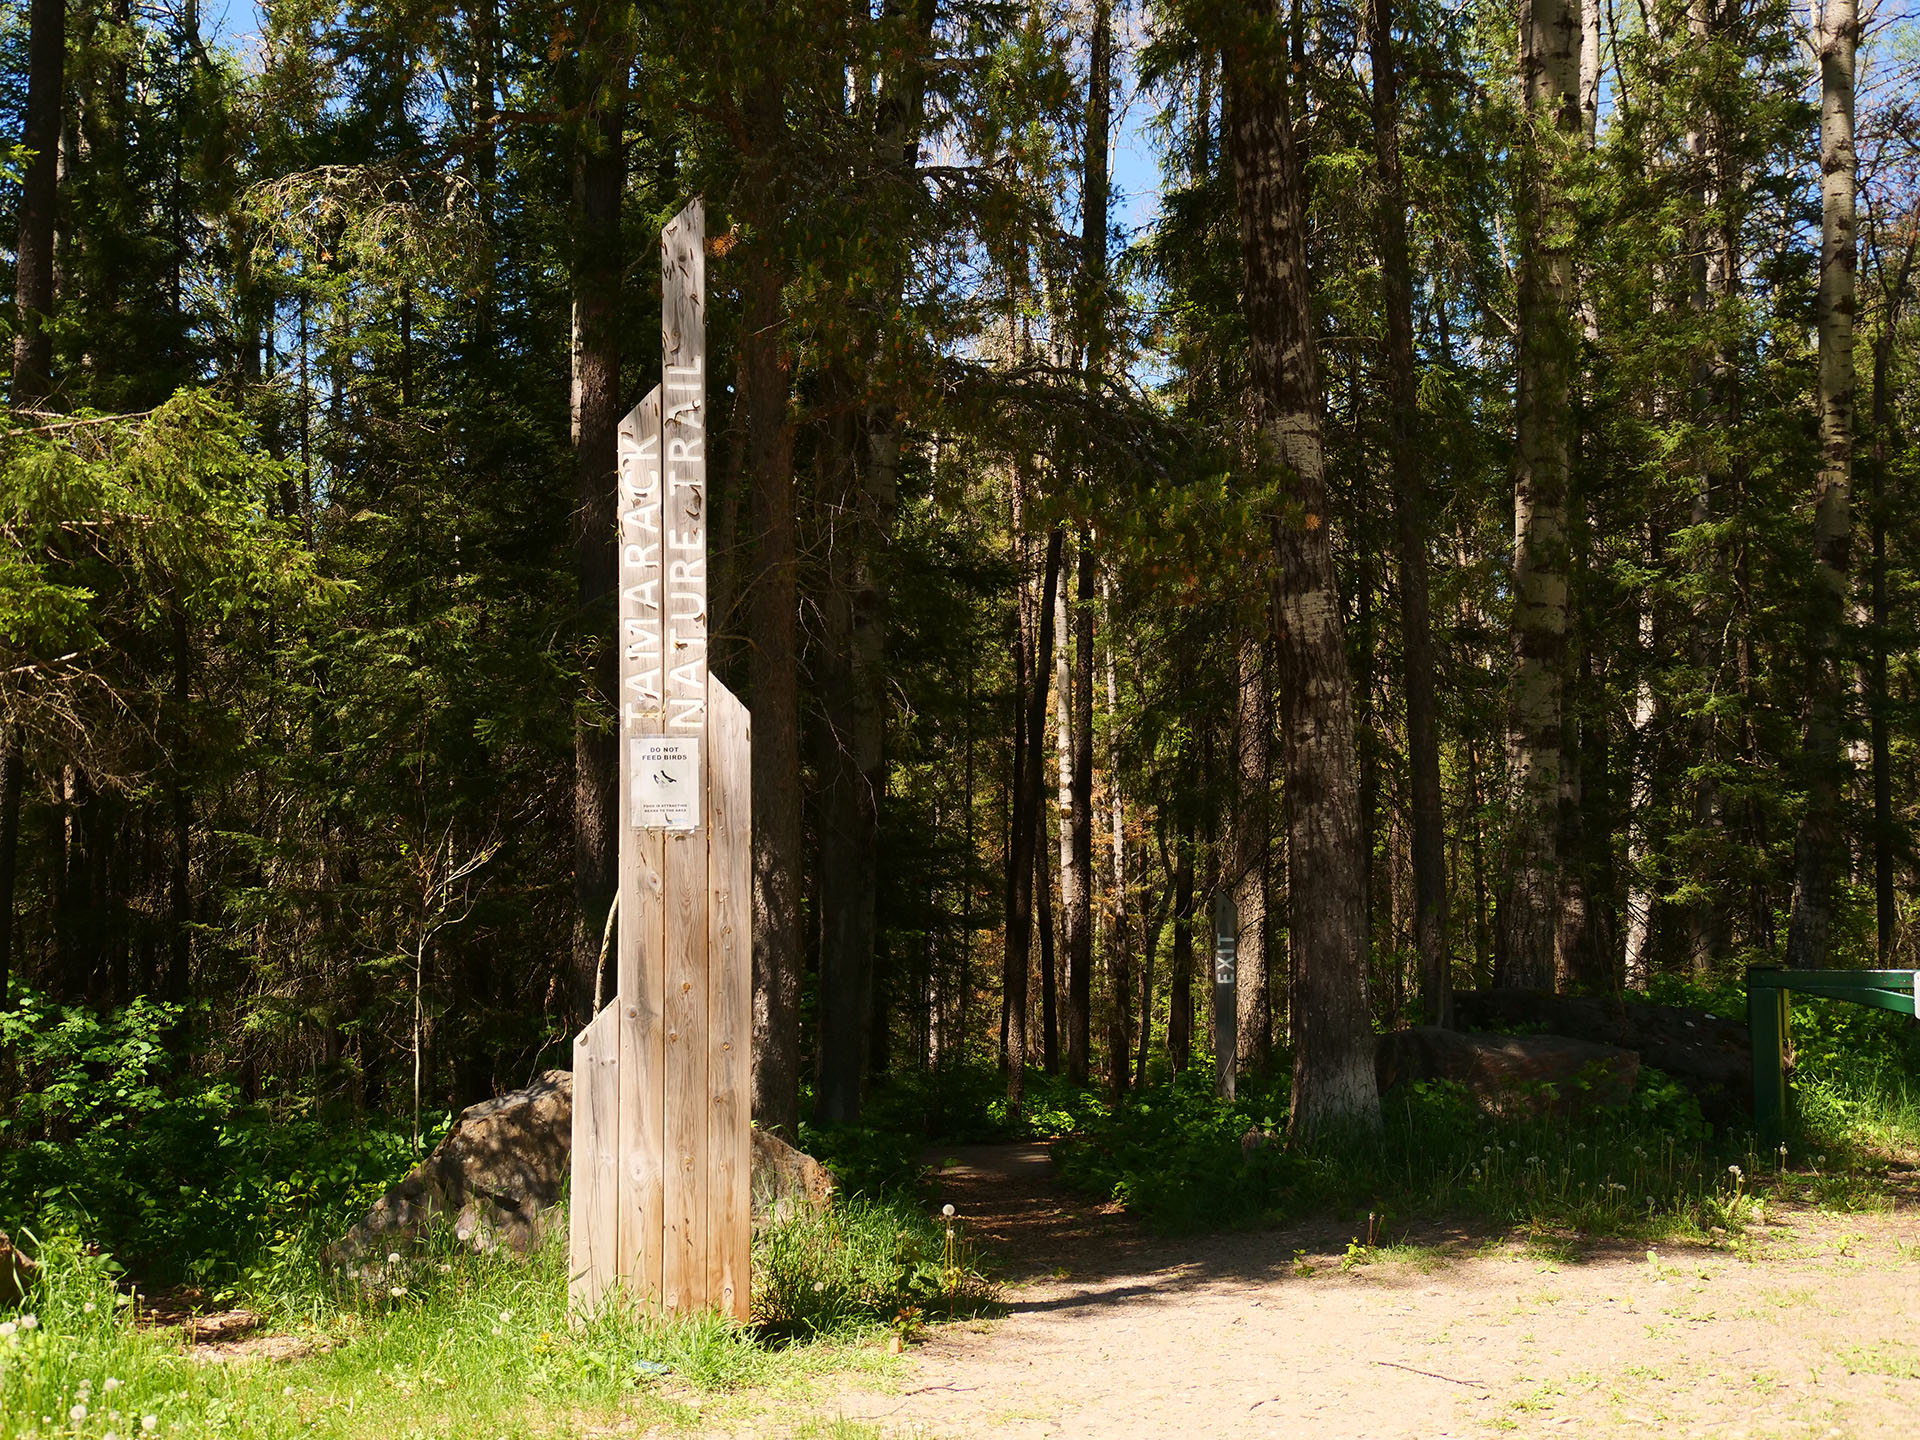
[823,1142,1920,1439]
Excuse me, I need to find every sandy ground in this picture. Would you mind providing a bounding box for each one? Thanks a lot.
[807,1142,1920,1440]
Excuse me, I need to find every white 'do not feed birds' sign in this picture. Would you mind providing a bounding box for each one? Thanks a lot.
[571,197,753,1323]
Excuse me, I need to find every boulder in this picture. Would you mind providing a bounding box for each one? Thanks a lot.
[750,1128,835,1227]
[333,1070,834,1266]
[1376,1026,1639,1119]
[331,1071,573,1267]
[1454,989,1751,1124]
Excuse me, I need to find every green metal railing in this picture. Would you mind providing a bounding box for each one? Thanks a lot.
[1748,966,1920,1142]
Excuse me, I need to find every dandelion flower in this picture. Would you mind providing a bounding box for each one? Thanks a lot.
[18,1314,36,1331]
[942,1204,955,1217]
[106,1431,120,1440]
[83,1302,96,1314]
[499,1309,513,1323]
[104,1379,121,1393]
[389,1285,407,1298]
[386,1252,401,1266]
[0,1322,14,1338]
[1729,1165,1743,1179]
[142,1415,158,1432]
[71,1403,89,1422]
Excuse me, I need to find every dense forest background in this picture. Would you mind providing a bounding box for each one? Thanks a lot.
[2,0,1916,1154]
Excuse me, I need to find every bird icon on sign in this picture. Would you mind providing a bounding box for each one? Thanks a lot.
[652,769,678,786]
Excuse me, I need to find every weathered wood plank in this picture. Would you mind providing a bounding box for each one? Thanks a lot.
[568,1003,620,1317]
[707,677,752,1320]
[616,388,668,1306]
[659,196,710,1312]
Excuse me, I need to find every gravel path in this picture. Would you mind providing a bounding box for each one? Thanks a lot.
[816,1142,1920,1439]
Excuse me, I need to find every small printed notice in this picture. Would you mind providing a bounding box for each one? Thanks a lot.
[1213,936,1238,988]
[631,737,701,831]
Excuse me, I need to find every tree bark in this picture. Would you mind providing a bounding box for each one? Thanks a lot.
[567,53,623,1027]
[1787,0,1857,969]
[1233,627,1272,1065]
[743,86,804,1134]
[1224,1,1379,1137]
[1067,0,1111,1089]
[1496,0,1581,991]
[1169,813,1195,1074]
[1053,544,1076,1075]
[813,380,892,1122]
[0,724,21,1010]
[1368,0,1449,1025]
[1004,530,1062,1113]
[12,0,63,405]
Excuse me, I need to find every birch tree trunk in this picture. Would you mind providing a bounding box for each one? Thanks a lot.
[1224,0,1379,1137]
[1369,0,1450,1027]
[1496,0,1581,991]
[1787,0,1858,969]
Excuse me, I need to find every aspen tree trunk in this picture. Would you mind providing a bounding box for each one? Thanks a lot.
[1036,815,1059,1072]
[1068,0,1111,1087]
[12,0,62,405]
[1224,1,1379,1136]
[568,60,624,1027]
[1623,527,1658,989]
[1004,531,1063,1112]
[1069,544,1095,1080]
[743,79,805,1135]
[1103,585,1134,1099]
[1787,0,1857,970]
[1369,0,1450,1027]
[1233,631,1272,1065]
[1054,546,1077,1071]
[1497,0,1581,991]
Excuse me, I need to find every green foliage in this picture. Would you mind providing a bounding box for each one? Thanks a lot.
[751,1198,995,1339]
[0,987,423,1292]
[1056,1066,1764,1240]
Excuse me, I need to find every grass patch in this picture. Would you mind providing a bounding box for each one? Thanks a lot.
[1,1192,996,1440]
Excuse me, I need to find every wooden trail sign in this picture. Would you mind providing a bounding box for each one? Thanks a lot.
[571,198,752,1321]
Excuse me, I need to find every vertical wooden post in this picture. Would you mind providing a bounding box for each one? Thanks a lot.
[615,388,667,1305]
[707,679,752,1319]
[573,196,748,1321]
[1213,890,1239,1101]
[659,201,709,1313]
